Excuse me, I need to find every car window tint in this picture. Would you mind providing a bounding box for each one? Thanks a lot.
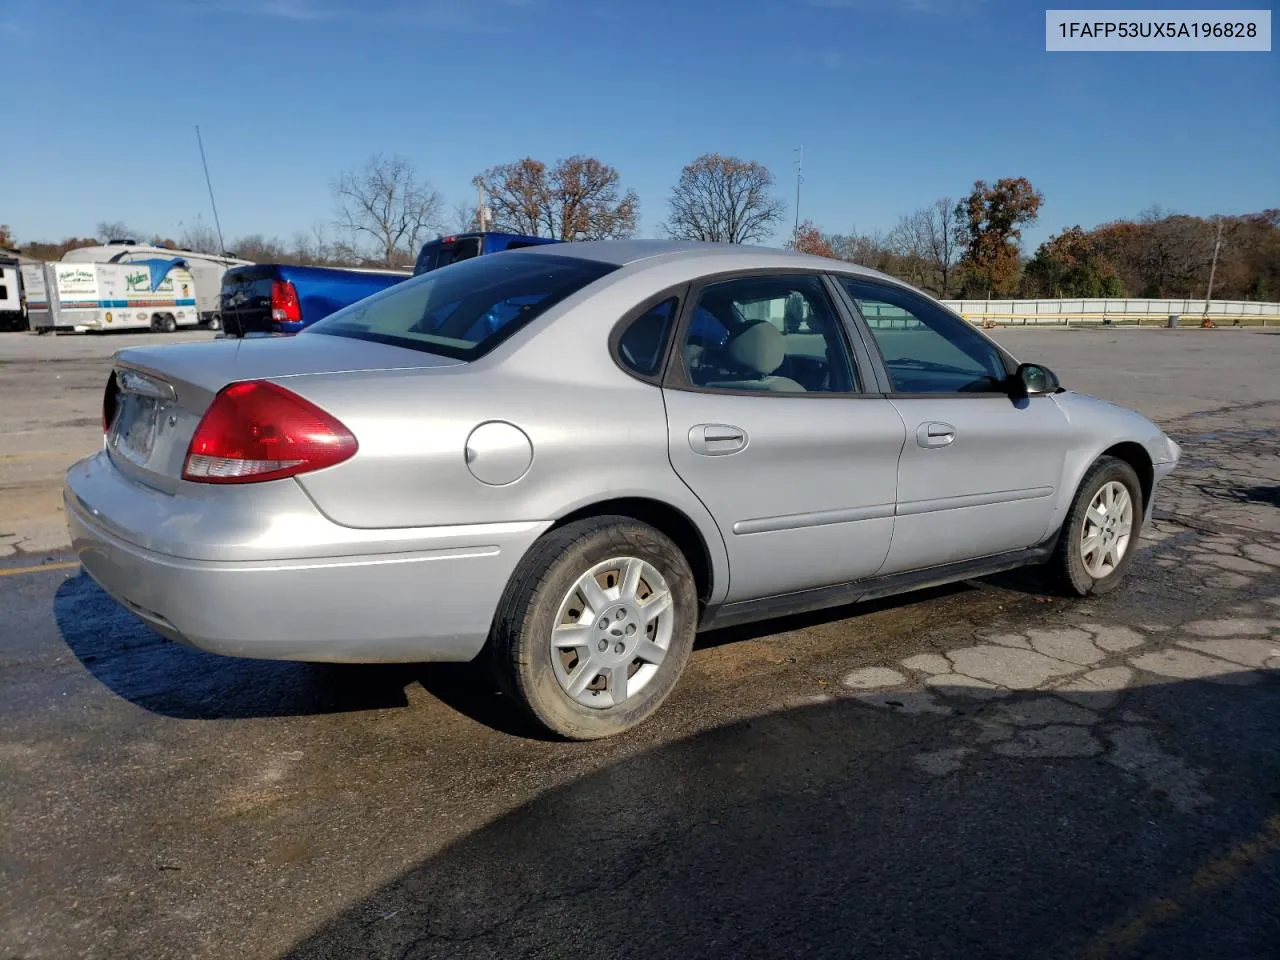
[839,278,1007,394]
[680,275,859,394]
[306,253,616,360]
[617,297,678,377]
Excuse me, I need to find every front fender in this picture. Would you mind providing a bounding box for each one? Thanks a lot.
[1044,391,1179,535]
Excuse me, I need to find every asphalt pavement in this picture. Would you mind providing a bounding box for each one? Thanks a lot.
[1,326,1278,959]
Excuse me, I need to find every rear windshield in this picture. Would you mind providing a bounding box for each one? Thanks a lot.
[415,237,483,275]
[304,252,616,360]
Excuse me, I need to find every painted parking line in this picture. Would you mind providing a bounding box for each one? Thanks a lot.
[0,560,81,577]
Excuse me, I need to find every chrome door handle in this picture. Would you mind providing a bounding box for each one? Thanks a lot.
[916,421,956,448]
[690,423,748,456]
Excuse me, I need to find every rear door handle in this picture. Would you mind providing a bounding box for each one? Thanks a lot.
[690,423,748,456]
[916,421,956,448]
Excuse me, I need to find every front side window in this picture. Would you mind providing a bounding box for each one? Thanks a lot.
[839,278,1008,394]
[307,252,616,360]
[679,274,859,394]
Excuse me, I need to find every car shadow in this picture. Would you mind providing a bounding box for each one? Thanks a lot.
[277,671,1280,960]
[54,564,1051,727]
[53,572,424,721]
[52,560,1066,728]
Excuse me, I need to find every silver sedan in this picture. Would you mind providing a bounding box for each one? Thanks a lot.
[65,240,1180,739]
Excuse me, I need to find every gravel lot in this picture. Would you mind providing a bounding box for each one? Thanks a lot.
[1,326,1278,959]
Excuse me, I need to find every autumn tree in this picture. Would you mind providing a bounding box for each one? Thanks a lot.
[954,178,1044,297]
[664,154,786,244]
[788,219,836,258]
[0,224,14,250]
[474,156,638,241]
[1022,226,1125,298]
[1092,209,1214,298]
[333,153,443,268]
[18,237,99,261]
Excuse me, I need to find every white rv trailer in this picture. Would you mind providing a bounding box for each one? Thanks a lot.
[61,242,251,329]
[19,263,49,329]
[26,258,200,333]
[0,255,23,330]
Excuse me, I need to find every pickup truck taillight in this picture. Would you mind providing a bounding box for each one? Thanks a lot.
[102,372,120,433]
[182,380,358,483]
[270,279,302,324]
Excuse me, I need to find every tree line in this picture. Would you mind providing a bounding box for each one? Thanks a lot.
[792,181,1279,302]
[4,157,1277,301]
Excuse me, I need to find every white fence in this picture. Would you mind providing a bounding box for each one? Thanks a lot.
[939,298,1280,326]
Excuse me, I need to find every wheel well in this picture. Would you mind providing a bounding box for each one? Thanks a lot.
[552,498,714,602]
[1102,441,1154,509]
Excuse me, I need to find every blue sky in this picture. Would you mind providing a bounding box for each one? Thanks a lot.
[1,0,1275,250]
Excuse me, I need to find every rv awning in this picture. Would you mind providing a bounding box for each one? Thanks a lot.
[132,257,190,291]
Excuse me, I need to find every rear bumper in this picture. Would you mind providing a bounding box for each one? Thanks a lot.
[64,455,550,663]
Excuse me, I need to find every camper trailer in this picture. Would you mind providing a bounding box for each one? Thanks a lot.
[27,258,200,333]
[61,242,251,329]
[0,255,24,330]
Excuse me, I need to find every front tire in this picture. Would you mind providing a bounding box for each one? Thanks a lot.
[1047,455,1144,596]
[488,517,698,740]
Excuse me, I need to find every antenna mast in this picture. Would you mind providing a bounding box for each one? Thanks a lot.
[793,145,804,244]
[195,125,227,257]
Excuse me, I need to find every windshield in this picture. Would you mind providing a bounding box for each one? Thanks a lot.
[305,252,616,360]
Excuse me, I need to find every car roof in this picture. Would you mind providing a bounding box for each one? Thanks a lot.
[516,238,896,282]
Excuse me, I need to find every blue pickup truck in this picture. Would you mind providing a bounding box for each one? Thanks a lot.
[219,263,410,337]
[220,233,564,337]
[413,232,560,275]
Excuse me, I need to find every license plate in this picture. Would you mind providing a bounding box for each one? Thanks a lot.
[110,393,159,465]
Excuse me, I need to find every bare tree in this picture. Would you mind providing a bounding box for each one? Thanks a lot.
[474,155,638,240]
[664,154,786,244]
[95,220,141,242]
[449,199,481,233]
[883,197,960,296]
[333,153,444,267]
[179,219,223,255]
[828,227,896,273]
[922,196,960,297]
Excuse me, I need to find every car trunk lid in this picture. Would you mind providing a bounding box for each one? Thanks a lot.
[104,334,463,493]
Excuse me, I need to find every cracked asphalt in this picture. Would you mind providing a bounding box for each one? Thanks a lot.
[1,327,1278,960]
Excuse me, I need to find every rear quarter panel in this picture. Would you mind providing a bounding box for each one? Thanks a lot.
[286,365,733,603]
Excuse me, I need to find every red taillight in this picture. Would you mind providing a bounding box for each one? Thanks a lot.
[270,279,301,323]
[182,380,357,484]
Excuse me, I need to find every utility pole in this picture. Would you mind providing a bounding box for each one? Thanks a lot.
[477,181,488,231]
[1201,219,1224,328]
[792,145,804,245]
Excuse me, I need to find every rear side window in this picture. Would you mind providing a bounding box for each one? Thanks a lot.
[617,297,678,377]
[306,253,616,360]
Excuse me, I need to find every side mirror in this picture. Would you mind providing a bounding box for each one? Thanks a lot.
[1014,362,1060,396]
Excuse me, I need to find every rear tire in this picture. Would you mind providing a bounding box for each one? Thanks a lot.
[206,314,222,331]
[159,314,178,333]
[1046,455,1144,596]
[488,517,698,740]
